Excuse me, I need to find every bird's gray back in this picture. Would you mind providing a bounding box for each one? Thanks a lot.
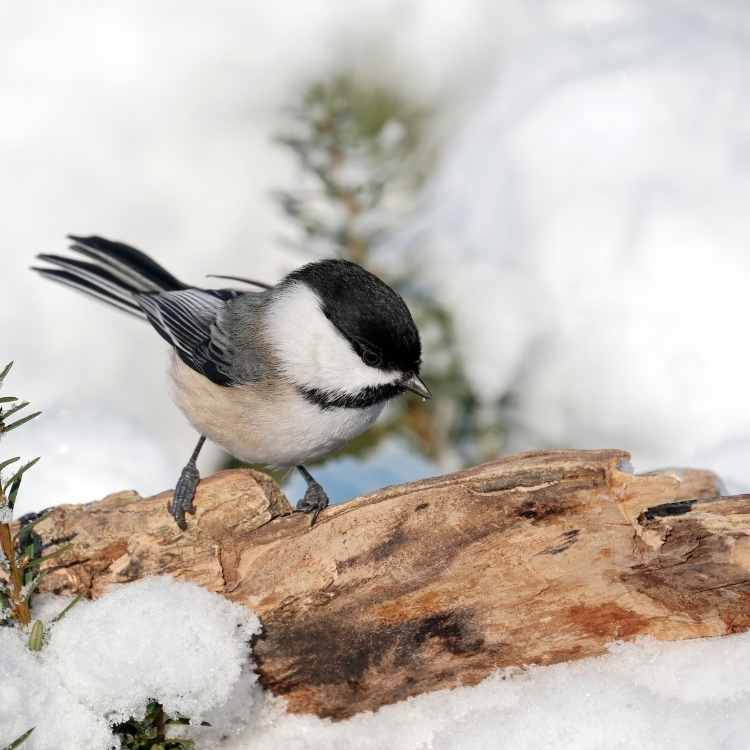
[222,290,280,384]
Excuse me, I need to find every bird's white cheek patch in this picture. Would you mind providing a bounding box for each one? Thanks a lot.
[266,282,402,395]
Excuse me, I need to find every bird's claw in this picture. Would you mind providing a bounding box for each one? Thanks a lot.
[295,481,329,526]
[169,462,200,530]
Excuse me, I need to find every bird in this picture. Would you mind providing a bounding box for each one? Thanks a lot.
[32,235,430,529]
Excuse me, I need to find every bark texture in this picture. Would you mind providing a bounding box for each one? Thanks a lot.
[32,449,750,720]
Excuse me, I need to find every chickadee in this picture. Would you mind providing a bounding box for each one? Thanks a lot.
[33,236,430,529]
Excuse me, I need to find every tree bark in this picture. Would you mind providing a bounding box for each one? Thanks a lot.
[32,449,750,720]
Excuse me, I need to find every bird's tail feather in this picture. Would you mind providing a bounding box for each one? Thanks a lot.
[32,235,186,319]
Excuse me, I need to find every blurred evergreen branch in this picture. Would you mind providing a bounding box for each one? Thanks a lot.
[0,361,42,628]
[273,74,429,265]
[272,74,507,469]
[0,361,79,647]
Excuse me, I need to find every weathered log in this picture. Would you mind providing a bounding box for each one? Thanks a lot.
[32,449,750,720]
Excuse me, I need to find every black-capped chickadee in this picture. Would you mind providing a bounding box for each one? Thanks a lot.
[33,236,430,529]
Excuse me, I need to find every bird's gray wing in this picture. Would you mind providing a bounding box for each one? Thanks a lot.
[137,288,245,387]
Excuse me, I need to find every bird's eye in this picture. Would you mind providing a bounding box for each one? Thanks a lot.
[361,347,382,368]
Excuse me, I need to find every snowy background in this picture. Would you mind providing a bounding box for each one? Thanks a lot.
[3,0,750,511]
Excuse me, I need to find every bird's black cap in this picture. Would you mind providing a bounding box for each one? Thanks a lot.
[285,259,422,374]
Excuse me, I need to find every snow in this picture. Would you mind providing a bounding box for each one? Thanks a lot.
[0,628,113,750]
[396,2,750,487]
[186,633,750,750]
[46,577,260,724]
[1,577,259,750]
[7,404,175,515]
[3,575,750,750]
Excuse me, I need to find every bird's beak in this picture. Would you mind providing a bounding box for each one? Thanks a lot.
[403,374,431,400]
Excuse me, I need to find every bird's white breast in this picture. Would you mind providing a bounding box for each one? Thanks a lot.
[169,355,384,467]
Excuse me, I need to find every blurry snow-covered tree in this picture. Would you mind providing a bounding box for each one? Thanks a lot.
[274,75,507,467]
[273,75,427,263]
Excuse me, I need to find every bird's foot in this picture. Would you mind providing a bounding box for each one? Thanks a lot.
[168,461,200,530]
[295,481,329,526]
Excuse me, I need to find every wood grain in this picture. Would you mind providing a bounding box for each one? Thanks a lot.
[31,449,750,719]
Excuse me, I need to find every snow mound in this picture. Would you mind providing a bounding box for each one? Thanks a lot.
[45,576,260,724]
[0,576,259,750]
[0,628,113,750]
